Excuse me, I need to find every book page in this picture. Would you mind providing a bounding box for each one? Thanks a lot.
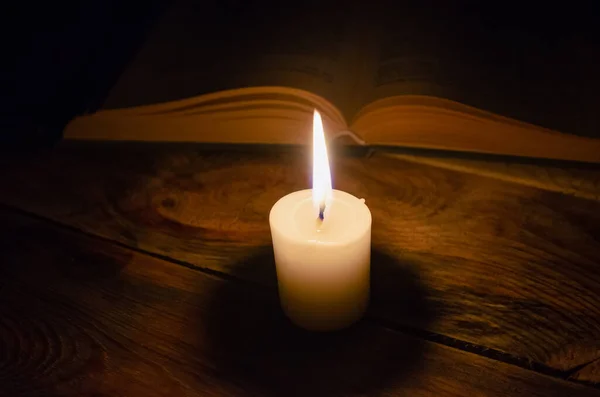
[362,3,477,111]
[103,0,380,120]
[359,2,600,137]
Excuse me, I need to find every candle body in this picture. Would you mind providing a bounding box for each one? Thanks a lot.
[269,189,371,331]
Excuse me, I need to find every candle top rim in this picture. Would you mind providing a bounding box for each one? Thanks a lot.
[270,189,371,246]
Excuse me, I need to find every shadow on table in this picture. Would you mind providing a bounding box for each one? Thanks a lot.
[203,247,435,397]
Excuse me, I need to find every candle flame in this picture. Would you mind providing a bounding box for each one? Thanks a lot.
[312,110,332,220]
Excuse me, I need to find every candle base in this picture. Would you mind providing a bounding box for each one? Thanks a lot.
[279,288,369,332]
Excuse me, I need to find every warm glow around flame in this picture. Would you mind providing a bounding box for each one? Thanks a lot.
[312,110,332,220]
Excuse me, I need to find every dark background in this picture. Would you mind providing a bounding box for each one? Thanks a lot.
[5,0,600,148]
[5,0,166,147]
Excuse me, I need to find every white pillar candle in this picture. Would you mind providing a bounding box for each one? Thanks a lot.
[269,110,372,331]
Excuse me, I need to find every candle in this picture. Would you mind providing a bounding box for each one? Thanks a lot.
[269,110,372,331]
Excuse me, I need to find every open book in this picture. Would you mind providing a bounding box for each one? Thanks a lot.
[64,0,600,163]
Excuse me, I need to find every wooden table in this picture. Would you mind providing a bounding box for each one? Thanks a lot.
[1,143,600,396]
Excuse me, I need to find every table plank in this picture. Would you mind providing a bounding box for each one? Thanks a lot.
[1,210,598,397]
[383,152,600,202]
[1,143,600,374]
[574,360,600,385]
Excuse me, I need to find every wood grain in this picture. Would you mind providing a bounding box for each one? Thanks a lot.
[383,152,600,202]
[1,209,598,397]
[1,143,600,375]
[574,360,600,385]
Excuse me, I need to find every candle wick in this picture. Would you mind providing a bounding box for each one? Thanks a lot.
[318,204,325,221]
